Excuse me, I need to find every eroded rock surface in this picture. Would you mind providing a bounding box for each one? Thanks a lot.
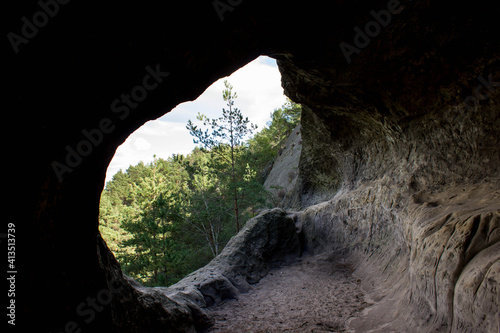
[166,208,300,306]
[278,34,500,331]
[94,209,300,332]
[205,254,370,332]
[12,0,499,332]
[263,124,302,207]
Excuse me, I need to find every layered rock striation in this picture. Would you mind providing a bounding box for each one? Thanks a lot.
[277,19,500,330]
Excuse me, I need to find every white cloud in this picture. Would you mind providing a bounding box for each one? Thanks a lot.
[105,56,286,184]
[133,137,151,151]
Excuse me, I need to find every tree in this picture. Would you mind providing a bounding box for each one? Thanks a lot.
[268,99,301,152]
[245,99,301,183]
[119,157,190,286]
[183,149,232,257]
[186,80,257,231]
[98,95,301,286]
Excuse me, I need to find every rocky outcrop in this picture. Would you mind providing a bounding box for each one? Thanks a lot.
[295,182,499,332]
[11,0,499,332]
[95,209,300,332]
[96,233,210,333]
[277,12,500,330]
[263,124,302,207]
[166,208,300,307]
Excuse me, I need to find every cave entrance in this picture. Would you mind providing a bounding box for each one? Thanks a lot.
[99,56,289,287]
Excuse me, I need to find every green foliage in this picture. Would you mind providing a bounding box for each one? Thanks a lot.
[268,98,301,152]
[247,98,301,181]
[183,149,234,257]
[187,80,259,231]
[99,91,301,287]
[118,157,190,286]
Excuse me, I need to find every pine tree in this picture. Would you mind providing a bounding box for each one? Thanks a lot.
[186,80,257,231]
[99,96,302,286]
[269,99,301,152]
[183,149,232,257]
[119,157,190,285]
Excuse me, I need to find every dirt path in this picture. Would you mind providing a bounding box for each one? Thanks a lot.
[204,254,373,332]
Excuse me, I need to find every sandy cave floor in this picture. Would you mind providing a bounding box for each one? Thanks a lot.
[203,254,373,333]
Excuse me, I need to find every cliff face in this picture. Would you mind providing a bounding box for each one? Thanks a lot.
[294,103,500,331]
[263,124,302,207]
[277,7,500,330]
[10,0,499,332]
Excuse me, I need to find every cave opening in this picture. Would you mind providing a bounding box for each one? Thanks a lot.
[13,0,499,331]
[98,55,291,287]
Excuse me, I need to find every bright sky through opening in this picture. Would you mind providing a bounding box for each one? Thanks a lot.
[105,56,287,184]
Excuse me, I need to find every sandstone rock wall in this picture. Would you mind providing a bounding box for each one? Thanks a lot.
[279,43,500,331]
[263,124,302,208]
[11,0,499,331]
[167,208,300,305]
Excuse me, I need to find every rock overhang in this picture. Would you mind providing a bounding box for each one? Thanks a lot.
[8,0,500,332]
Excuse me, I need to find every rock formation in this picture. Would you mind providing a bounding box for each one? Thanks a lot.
[277,5,500,329]
[166,209,300,307]
[263,124,302,207]
[96,209,300,332]
[9,0,498,332]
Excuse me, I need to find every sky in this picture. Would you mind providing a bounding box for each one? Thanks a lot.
[105,56,287,183]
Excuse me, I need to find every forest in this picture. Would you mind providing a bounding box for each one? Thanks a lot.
[99,81,301,286]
